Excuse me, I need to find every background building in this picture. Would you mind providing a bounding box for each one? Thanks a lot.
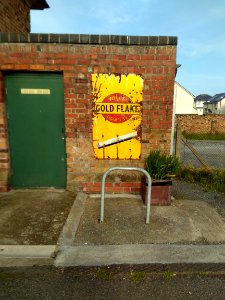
[173,82,196,114]
[0,0,49,33]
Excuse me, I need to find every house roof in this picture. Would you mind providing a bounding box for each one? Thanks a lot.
[194,94,212,102]
[26,0,49,10]
[175,81,194,97]
[208,93,225,103]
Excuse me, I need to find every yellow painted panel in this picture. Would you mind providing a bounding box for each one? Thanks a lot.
[92,74,143,159]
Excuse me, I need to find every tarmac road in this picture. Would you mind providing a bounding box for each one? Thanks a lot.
[1,266,225,300]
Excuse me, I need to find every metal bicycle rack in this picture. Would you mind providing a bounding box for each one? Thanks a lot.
[100,167,152,224]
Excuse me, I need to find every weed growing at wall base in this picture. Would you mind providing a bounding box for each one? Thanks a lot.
[96,269,113,281]
[178,167,225,194]
[130,271,146,282]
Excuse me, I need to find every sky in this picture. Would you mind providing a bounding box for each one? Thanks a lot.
[31,0,225,97]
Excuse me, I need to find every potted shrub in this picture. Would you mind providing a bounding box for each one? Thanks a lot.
[144,150,180,205]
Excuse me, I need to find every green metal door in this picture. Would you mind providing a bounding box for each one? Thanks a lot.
[5,73,66,188]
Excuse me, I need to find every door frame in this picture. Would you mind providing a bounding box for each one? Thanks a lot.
[4,71,67,189]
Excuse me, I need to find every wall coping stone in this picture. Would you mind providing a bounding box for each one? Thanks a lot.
[0,33,177,46]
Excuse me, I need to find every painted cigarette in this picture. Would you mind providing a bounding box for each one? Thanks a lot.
[97,131,137,148]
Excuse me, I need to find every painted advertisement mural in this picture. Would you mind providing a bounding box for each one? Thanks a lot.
[92,74,143,159]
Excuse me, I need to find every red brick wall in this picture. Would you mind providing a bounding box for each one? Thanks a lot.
[0,34,177,193]
[0,0,31,33]
[176,114,225,134]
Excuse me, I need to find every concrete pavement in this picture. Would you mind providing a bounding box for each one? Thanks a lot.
[0,245,56,267]
[54,193,225,269]
[1,189,225,269]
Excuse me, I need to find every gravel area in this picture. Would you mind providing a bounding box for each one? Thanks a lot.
[172,180,225,219]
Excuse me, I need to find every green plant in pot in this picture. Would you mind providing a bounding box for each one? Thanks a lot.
[144,150,180,205]
[145,150,180,180]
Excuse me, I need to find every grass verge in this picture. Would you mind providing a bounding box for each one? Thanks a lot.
[182,131,225,140]
[178,167,225,194]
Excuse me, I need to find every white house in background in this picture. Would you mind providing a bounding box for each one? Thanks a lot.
[193,94,211,115]
[173,82,196,114]
[204,93,225,114]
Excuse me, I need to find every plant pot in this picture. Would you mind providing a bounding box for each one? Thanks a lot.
[143,179,172,206]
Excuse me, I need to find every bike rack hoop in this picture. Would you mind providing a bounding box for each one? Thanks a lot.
[100,167,152,224]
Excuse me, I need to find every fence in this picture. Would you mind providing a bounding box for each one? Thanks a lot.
[174,121,225,170]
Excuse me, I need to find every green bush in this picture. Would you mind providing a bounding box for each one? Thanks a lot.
[145,150,181,180]
[178,167,225,194]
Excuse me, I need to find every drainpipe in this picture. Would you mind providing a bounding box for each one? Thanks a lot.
[170,65,181,155]
[170,84,177,154]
